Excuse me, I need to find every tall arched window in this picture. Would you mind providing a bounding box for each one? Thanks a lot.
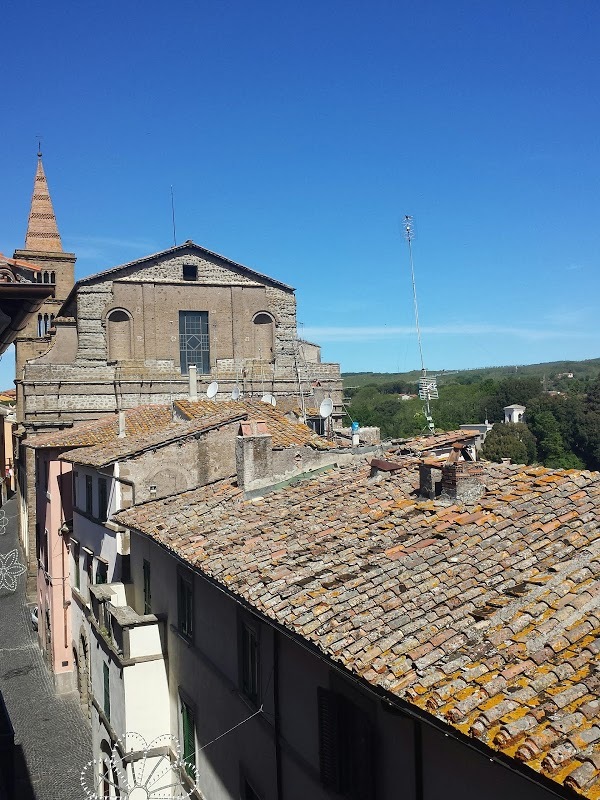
[43,272,49,284]
[43,314,49,334]
[37,314,43,337]
[50,271,56,284]
[107,309,133,362]
[253,312,275,361]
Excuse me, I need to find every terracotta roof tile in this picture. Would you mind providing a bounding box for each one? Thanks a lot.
[115,460,600,797]
[175,398,333,449]
[26,405,173,449]
[60,409,247,467]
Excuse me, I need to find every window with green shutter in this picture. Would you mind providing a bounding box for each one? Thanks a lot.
[180,698,195,777]
[103,662,110,721]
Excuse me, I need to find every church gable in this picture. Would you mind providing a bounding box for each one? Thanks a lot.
[76,241,294,292]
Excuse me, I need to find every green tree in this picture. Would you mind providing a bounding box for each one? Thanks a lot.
[482,423,537,465]
[528,411,584,469]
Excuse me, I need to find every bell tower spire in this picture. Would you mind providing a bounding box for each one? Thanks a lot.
[24,149,63,252]
[13,150,76,346]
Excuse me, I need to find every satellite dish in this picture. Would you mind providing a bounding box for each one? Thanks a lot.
[231,385,241,401]
[261,393,277,407]
[206,381,219,399]
[319,398,333,419]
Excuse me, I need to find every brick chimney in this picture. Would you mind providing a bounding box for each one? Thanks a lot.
[236,420,273,492]
[441,461,485,503]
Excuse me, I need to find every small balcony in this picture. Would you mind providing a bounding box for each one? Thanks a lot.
[89,583,164,663]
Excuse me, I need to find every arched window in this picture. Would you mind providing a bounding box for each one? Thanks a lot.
[36,273,42,283]
[50,271,56,284]
[107,309,133,362]
[37,314,43,337]
[253,312,275,361]
[43,314,49,334]
[43,272,49,284]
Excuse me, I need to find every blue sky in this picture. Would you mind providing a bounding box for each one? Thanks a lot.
[1,0,599,388]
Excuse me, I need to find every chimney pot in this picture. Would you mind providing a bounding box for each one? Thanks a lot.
[188,365,198,400]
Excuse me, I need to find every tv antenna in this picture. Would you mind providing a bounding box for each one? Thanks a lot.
[403,215,436,432]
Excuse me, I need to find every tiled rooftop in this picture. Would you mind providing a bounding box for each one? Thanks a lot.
[175,398,333,449]
[26,405,173,449]
[394,429,479,454]
[116,459,600,798]
[60,409,247,467]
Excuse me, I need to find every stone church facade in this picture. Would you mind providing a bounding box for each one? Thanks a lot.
[13,154,342,586]
[18,240,342,424]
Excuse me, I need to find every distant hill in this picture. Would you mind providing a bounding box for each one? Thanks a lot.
[343,357,600,389]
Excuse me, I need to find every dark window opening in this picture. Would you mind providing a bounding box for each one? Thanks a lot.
[72,541,80,590]
[239,621,260,706]
[96,560,108,585]
[103,663,110,721]
[177,573,193,640]
[243,779,262,800]
[317,687,376,800]
[182,263,197,281]
[179,311,209,375]
[143,559,151,615]
[84,551,93,590]
[85,475,93,514]
[98,478,108,522]
[50,271,55,284]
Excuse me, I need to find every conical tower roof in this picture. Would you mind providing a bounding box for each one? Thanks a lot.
[24,153,63,252]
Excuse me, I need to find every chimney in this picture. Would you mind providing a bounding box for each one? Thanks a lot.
[419,460,443,499]
[188,365,198,400]
[440,460,485,503]
[236,420,273,492]
[118,410,126,438]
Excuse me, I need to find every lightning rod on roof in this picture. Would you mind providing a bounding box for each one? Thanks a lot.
[403,215,436,433]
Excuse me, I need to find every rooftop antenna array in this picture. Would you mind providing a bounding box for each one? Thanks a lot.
[403,215,436,433]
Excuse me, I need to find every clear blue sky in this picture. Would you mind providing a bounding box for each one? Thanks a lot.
[2,0,599,388]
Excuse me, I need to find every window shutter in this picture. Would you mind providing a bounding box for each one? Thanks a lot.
[317,687,341,792]
[349,704,376,800]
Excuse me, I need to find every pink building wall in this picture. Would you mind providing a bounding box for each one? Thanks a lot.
[36,448,75,693]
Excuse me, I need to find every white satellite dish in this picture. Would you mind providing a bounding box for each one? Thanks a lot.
[261,393,277,407]
[231,385,241,401]
[206,381,219,399]
[319,398,333,419]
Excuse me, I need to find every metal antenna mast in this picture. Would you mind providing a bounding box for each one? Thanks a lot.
[403,215,436,432]
[170,185,177,247]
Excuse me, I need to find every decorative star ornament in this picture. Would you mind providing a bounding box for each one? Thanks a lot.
[80,732,199,800]
[0,549,26,591]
